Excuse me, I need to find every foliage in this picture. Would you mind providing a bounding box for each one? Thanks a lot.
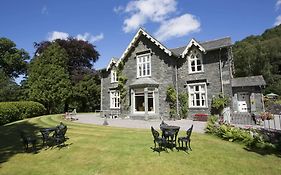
[0,37,29,102]
[27,43,72,114]
[0,71,21,102]
[211,94,229,115]
[71,73,101,112]
[0,101,46,125]
[1,115,281,175]
[0,37,29,78]
[33,38,100,112]
[260,112,274,120]
[34,38,99,80]
[233,25,281,95]
[116,60,128,112]
[179,92,188,118]
[205,115,277,150]
[166,85,177,118]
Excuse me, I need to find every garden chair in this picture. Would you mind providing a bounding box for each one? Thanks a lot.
[177,125,193,151]
[19,130,37,151]
[151,126,166,151]
[53,123,68,145]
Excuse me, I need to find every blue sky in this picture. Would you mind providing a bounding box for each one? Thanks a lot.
[1,0,281,73]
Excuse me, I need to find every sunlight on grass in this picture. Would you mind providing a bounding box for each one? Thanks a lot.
[0,115,281,175]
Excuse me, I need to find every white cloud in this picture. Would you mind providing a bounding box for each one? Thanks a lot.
[76,33,104,43]
[276,0,281,10]
[41,5,48,15]
[48,31,104,43]
[155,14,200,41]
[274,15,281,26]
[48,31,69,41]
[121,0,177,33]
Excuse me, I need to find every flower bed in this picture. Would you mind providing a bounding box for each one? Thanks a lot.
[193,113,208,121]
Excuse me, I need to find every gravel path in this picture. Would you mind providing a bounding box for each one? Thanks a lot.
[73,113,206,133]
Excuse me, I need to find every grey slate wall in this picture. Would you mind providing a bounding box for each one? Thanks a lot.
[177,47,232,118]
[120,35,177,119]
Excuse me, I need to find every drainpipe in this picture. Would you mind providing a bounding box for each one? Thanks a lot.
[175,64,179,118]
[100,78,103,111]
[219,48,224,94]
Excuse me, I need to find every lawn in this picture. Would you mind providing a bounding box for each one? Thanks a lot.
[0,115,281,175]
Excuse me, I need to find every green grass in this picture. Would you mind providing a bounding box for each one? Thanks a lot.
[0,115,281,175]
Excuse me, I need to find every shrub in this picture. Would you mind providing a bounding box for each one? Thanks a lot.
[0,101,46,125]
[211,94,229,115]
[205,115,277,150]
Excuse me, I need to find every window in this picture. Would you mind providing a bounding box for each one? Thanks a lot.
[111,70,118,83]
[110,90,120,109]
[188,49,203,73]
[137,54,151,77]
[135,89,145,112]
[133,88,155,113]
[188,83,207,108]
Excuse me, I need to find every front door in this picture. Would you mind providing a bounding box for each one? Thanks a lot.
[237,92,250,112]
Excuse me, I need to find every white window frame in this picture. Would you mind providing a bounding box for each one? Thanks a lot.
[188,83,207,108]
[110,90,120,109]
[136,53,151,78]
[132,88,155,114]
[111,70,118,83]
[188,49,204,74]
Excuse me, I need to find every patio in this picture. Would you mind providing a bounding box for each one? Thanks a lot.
[73,113,206,133]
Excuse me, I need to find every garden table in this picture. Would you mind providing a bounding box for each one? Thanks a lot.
[160,125,180,148]
[40,127,57,145]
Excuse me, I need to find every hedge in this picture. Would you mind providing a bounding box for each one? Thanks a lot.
[0,101,46,125]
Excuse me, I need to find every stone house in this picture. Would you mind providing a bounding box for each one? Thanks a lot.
[100,28,265,120]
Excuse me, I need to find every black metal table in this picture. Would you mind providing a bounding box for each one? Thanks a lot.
[160,125,180,148]
[40,127,57,146]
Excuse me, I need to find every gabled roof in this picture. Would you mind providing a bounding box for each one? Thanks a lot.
[117,28,172,66]
[180,38,205,58]
[231,75,266,87]
[170,37,232,57]
[106,57,118,71]
[201,37,232,51]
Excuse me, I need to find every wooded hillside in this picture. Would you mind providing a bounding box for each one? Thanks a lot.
[233,24,281,95]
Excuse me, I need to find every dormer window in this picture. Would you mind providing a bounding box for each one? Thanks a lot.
[111,70,118,83]
[188,49,203,73]
[137,53,151,78]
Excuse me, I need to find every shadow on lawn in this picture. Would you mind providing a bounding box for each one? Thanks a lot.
[243,146,281,157]
[0,120,70,165]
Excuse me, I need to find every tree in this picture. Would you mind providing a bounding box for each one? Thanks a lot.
[27,43,71,114]
[0,37,29,78]
[33,38,100,112]
[233,24,281,95]
[0,37,29,102]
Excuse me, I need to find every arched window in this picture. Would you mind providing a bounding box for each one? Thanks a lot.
[188,49,203,73]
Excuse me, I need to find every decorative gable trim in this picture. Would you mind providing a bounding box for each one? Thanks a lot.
[106,57,118,71]
[180,38,206,58]
[117,28,172,66]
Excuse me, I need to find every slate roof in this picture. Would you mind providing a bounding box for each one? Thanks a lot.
[130,77,159,87]
[231,75,266,87]
[170,37,232,56]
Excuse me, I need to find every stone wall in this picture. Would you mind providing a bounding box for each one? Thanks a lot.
[177,47,232,118]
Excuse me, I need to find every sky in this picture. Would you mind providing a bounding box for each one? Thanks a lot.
[1,0,281,75]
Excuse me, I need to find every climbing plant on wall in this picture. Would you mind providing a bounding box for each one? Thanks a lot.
[179,92,189,119]
[116,60,128,112]
[166,85,177,119]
